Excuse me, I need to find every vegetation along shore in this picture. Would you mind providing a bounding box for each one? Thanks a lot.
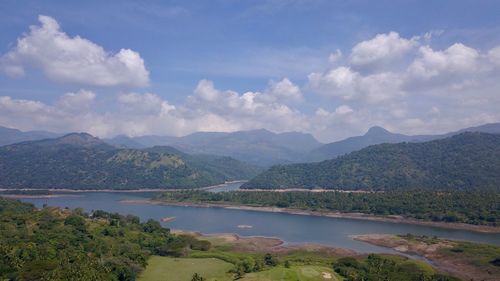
[150,189,500,232]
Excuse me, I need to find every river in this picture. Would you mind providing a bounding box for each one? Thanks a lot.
[17,182,500,254]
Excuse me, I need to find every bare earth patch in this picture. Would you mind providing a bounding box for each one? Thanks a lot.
[173,230,356,256]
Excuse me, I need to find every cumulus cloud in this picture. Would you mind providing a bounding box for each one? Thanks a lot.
[57,90,96,111]
[487,46,500,67]
[1,29,500,142]
[328,49,342,64]
[0,78,308,138]
[307,32,500,140]
[0,15,149,87]
[308,66,403,103]
[184,79,307,131]
[408,43,480,79]
[267,78,303,102]
[350,32,417,68]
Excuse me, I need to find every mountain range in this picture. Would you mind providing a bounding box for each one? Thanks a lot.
[308,123,500,161]
[0,133,260,189]
[0,126,62,146]
[242,132,500,191]
[1,123,500,167]
[107,129,322,167]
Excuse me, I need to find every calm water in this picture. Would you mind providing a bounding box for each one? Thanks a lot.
[18,188,500,254]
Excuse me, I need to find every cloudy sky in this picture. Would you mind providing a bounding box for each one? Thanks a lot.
[1,0,499,142]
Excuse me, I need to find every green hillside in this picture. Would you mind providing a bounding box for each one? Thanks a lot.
[243,132,500,191]
[0,133,259,189]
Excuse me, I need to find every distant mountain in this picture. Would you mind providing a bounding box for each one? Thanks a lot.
[0,125,62,146]
[144,146,262,181]
[109,129,323,167]
[0,133,260,189]
[308,122,500,161]
[243,132,500,191]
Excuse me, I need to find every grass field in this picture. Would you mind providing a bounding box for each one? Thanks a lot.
[138,256,234,281]
[139,256,341,281]
[240,265,340,281]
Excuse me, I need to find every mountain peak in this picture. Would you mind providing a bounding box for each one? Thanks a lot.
[365,126,391,136]
[56,133,104,146]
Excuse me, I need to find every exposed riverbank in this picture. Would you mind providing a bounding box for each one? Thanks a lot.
[0,180,247,194]
[122,199,500,234]
[0,194,83,199]
[352,234,500,281]
[172,230,358,256]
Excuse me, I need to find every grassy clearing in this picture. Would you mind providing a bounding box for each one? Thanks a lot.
[139,256,342,281]
[240,265,340,281]
[137,256,233,281]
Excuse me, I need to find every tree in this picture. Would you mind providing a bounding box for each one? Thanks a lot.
[191,273,205,281]
[264,253,278,266]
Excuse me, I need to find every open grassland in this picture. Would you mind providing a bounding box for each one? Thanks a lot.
[137,256,234,281]
[138,256,340,281]
[240,265,340,281]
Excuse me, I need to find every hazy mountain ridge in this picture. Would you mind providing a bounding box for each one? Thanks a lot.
[308,123,500,161]
[2,123,500,167]
[0,126,62,146]
[0,133,259,189]
[109,129,322,167]
[243,132,500,191]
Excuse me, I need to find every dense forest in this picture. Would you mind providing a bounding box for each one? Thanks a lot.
[0,133,259,189]
[243,132,500,191]
[156,190,500,226]
[0,197,211,280]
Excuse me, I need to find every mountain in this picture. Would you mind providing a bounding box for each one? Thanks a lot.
[242,132,500,191]
[144,146,262,181]
[0,133,260,189]
[308,122,500,161]
[0,125,62,146]
[110,129,323,167]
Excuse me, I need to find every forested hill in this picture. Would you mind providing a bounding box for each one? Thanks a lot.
[307,122,500,162]
[0,133,260,189]
[0,197,212,280]
[242,132,500,191]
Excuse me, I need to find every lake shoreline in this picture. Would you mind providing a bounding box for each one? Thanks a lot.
[0,180,247,194]
[0,194,83,199]
[122,199,500,234]
[172,229,359,256]
[352,234,499,280]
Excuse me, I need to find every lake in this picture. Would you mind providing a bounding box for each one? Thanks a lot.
[18,184,500,254]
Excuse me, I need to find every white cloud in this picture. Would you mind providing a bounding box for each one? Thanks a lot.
[408,43,480,79]
[0,78,309,138]
[1,29,500,143]
[57,90,96,111]
[335,105,354,115]
[350,32,417,67]
[308,66,358,99]
[328,49,342,64]
[488,46,500,67]
[267,78,303,102]
[307,32,500,140]
[0,15,149,87]
[308,67,403,103]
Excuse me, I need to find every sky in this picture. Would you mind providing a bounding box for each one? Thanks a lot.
[0,0,500,142]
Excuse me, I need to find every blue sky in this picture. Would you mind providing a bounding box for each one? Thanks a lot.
[1,0,500,142]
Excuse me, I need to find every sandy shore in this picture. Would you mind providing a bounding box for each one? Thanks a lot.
[122,199,500,233]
